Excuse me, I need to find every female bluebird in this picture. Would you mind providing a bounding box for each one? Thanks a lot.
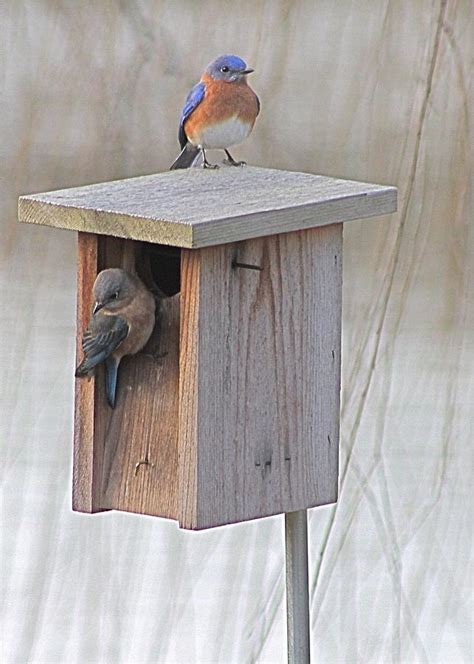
[75,269,156,408]
[170,54,260,170]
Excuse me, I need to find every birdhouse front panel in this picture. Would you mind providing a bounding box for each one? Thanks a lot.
[74,232,181,520]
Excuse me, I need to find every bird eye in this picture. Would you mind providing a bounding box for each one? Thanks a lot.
[112,291,119,299]
[220,66,229,73]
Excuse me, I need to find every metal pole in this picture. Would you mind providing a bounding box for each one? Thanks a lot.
[285,509,311,663]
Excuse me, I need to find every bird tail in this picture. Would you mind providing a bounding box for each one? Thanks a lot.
[105,356,120,409]
[169,143,202,170]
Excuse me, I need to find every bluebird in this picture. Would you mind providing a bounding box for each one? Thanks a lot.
[75,269,156,408]
[170,54,260,170]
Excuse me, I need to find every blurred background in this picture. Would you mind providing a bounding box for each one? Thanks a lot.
[1,1,472,662]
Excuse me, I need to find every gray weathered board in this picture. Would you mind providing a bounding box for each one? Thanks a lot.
[179,225,342,528]
[19,166,396,248]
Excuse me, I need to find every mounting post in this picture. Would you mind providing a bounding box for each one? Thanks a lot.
[285,509,311,663]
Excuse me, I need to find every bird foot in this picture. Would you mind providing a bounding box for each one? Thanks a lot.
[224,158,246,167]
[201,161,219,169]
[140,350,168,363]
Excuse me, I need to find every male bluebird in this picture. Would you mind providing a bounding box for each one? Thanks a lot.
[170,54,260,170]
[75,269,155,408]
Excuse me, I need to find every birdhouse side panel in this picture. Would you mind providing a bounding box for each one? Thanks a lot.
[178,224,342,529]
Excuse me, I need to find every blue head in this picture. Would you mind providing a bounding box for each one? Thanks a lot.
[205,54,254,82]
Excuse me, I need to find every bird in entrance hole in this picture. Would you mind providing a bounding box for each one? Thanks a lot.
[75,269,156,408]
[170,54,260,170]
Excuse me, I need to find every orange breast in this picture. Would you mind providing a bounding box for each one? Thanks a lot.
[184,78,259,144]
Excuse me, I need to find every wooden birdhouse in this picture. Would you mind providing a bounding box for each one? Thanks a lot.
[19,167,396,530]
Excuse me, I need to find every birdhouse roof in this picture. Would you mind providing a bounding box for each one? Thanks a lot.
[19,167,396,248]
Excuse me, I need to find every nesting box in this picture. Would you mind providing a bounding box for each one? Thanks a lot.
[19,167,396,529]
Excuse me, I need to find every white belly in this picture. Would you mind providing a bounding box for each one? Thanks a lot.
[192,116,252,149]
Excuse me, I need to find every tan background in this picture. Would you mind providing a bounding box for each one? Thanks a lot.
[1,1,472,662]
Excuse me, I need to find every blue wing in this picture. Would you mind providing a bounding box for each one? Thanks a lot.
[178,82,206,148]
[75,313,129,376]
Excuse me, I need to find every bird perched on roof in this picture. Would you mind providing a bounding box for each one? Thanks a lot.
[170,54,260,170]
[75,269,155,408]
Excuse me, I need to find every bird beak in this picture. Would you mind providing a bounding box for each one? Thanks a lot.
[93,301,104,314]
[242,68,254,75]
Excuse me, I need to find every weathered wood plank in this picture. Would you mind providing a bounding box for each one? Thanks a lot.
[177,250,201,528]
[18,167,397,248]
[73,232,104,513]
[178,224,341,529]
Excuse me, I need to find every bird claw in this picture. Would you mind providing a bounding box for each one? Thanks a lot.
[202,162,219,169]
[141,350,168,362]
[224,159,246,167]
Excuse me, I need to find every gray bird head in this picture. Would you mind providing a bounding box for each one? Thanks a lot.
[92,268,137,313]
[206,54,254,82]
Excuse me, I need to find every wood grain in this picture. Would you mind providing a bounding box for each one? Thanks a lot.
[73,232,103,512]
[177,250,200,527]
[18,167,397,248]
[178,224,342,529]
[97,293,181,519]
